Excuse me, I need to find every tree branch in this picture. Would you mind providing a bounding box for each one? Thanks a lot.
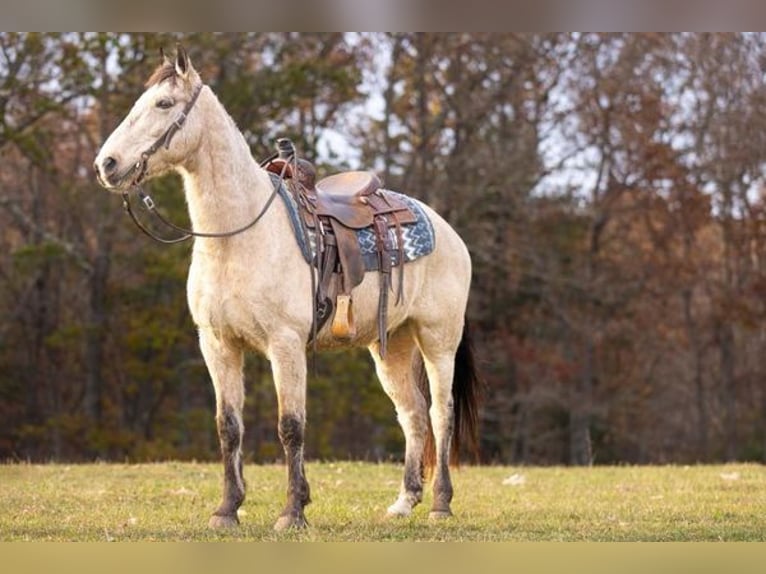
[0,196,93,274]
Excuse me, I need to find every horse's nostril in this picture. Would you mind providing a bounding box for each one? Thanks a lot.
[102,156,118,174]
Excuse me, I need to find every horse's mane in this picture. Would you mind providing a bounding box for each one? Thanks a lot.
[145,61,178,88]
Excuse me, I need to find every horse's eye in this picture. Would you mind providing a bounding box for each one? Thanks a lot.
[156,98,175,110]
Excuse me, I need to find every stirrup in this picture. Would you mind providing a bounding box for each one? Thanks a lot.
[331,294,356,339]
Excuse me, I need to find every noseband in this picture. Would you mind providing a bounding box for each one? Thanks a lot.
[121,83,281,244]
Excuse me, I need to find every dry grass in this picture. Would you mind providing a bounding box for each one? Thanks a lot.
[1,462,764,541]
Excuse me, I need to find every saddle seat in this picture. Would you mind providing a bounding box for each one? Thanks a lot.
[316,171,381,198]
[313,171,413,229]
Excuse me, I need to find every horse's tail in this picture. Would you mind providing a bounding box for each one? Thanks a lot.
[419,318,482,476]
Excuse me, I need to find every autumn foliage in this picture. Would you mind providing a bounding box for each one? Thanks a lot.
[2,33,766,465]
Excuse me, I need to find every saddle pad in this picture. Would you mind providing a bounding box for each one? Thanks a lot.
[269,173,436,271]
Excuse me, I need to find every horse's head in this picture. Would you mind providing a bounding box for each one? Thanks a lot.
[94,46,204,191]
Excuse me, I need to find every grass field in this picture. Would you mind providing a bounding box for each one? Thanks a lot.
[1,462,765,541]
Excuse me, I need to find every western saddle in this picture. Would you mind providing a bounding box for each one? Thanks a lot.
[265,140,417,357]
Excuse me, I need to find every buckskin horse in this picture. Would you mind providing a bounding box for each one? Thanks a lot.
[94,47,480,531]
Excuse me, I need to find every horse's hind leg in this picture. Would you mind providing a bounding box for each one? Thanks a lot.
[369,327,429,517]
[200,331,247,528]
[269,333,311,531]
[416,324,460,519]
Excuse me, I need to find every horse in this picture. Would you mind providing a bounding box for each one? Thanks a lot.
[94,46,480,531]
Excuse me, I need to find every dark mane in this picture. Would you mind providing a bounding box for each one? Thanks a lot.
[145,61,177,88]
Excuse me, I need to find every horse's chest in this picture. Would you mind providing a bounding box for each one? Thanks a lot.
[187,262,268,348]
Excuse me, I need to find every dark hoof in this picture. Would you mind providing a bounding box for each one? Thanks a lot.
[428,509,453,521]
[273,513,308,531]
[209,513,240,529]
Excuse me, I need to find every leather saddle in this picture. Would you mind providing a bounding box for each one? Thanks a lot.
[266,157,417,356]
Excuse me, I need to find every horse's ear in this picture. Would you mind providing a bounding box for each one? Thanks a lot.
[159,46,169,64]
[175,44,190,78]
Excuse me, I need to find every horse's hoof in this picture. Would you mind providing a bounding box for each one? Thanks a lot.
[273,513,308,531]
[386,500,413,518]
[386,509,411,519]
[428,509,453,521]
[209,513,239,529]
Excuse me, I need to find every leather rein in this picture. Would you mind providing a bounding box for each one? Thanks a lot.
[121,83,281,244]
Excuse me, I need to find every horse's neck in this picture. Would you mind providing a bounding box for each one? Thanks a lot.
[178,89,275,255]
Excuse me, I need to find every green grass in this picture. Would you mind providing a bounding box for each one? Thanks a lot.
[0,462,764,541]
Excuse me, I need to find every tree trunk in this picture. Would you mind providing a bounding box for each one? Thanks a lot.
[718,322,737,461]
[382,35,402,184]
[682,288,709,461]
[569,336,594,465]
[414,33,431,206]
[83,248,109,427]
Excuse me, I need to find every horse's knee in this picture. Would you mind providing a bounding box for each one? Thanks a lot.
[278,413,304,448]
[218,404,243,451]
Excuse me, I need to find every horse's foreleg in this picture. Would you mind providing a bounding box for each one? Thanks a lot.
[200,331,247,528]
[269,336,311,531]
[370,329,428,518]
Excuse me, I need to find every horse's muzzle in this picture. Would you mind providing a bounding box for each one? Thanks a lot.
[94,156,141,191]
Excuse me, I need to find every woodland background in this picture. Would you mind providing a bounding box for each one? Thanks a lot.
[2,32,766,466]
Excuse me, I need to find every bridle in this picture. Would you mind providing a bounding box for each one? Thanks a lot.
[121,82,282,244]
[130,82,203,188]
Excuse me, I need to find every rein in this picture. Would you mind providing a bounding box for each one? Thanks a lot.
[121,83,282,244]
[122,183,280,244]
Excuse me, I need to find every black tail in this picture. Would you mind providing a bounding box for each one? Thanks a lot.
[419,318,482,475]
